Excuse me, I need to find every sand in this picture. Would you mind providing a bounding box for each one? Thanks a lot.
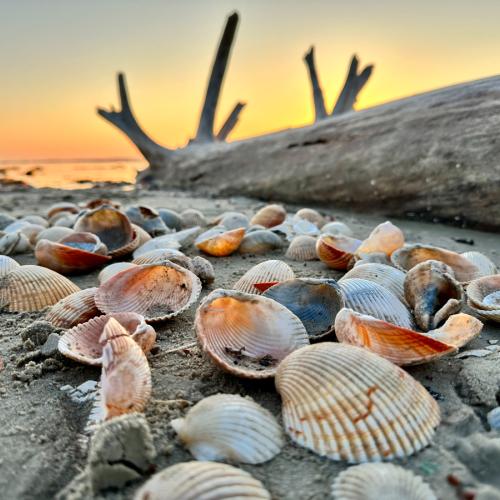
[0,186,499,500]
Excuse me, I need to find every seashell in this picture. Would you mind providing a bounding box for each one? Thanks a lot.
[391,244,480,283]
[462,251,497,278]
[316,234,362,270]
[195,289,309,378]
[340,263,407,304]
[46,287,100,328]
[339,278,415,329]
[20,215,49,228]
[423,312,482,347]
[195,227,245,257]
[85,198,121,210]
[331,463,437,500]
[58,312,156,365]
[46,202,79,219]
[134,461,271,500]
[285,235,318,261]
[404,260,464,330]
[238,229,283,254]
[169,226,203,249]
[272,216,320,240]
[466,274,500,322]
[322,221,354,237]
[351,252,393,268]
[0,255,20,278]
[295,208,325,228]
[356,221,405,257]
[98,262,138,284]
[180,208,207,228]
[125,205,171,236]
[158,208,183,231]
[212,211,249,230]
[0,212,16,230]
[250,204,286,228]
[191,256,215,285]
[275,342,440,462]
[95,262,202,321]
[18,223,46,245]
[263,278,344,339]
[247,224,266,232]
[35,226,74,243]
[132,248,192,269]
[131,224,152,246]
[3,220,34,233]
[132,234,181,258]
[171,394,284,464]
[0,265,80,312]
[0,231,31,255]
[233,260,295,295]
[52,213,78,228]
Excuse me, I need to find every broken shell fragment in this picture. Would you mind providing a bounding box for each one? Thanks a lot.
[0,255,20,278]
[46,287,100,328]
[238,229,283,254]
[233,260,295,295]
[125,205,171,236]
[462,251,497,277]
[316,234,362,270]
[466,274,500,322]
[285,235,318,261]
[356,221,405,257]
[195,227,245,257]
[171,394,284,464]
[295,208,325,228]
[250,204,286,228]
[98,262,138,285]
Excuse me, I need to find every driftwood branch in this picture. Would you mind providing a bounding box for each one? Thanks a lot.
[304,46,327,122]
[216,102,246,141]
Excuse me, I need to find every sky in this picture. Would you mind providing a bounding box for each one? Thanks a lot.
[1,0,500,160]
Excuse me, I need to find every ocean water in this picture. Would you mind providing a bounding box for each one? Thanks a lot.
[0,158,146,189]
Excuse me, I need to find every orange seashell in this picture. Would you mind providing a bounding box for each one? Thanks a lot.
[46,287,100,328]
[316,234,362,270]
[0,255,20,278]
[424,312,483,347]
[233,260,295,295]
[250,204,286,228]
[195,227,245,257]
[253,281,279,293]
[356,221,405,257]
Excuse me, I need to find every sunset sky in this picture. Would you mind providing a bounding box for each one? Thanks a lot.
[2,0,500,160]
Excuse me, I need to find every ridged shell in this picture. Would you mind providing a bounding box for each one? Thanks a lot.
[171,394,284,464]
[58,312,156,365]
[263,278,344,339]
[238,230,283,254]
[316,234,362,270]
[250,204,286,228]
[46,287,100,328]
[98,262,138,285]
[125,205,171,236]
[331,463,437,500]
[351,252,393,268]
[195,227,245,257]
[391,244,480,283]
[131,248,187,266]
[233,260,295,295]
[158,208,183,231]
[180,208,207,228]
[322,221,354,237]
[195,289,309,378]
[356,221,404,257]
[295,208,325,228]
[285,235,318,261]
[0,255,20,278]
[0,265,80,312]
[275,343,440,463]
[132,234,182,259]
[404,260,464,331]
[191,256,215,285]
[466,275,500,322]
[134,461,271,500]
[212,211,249,230]
[95,262,202,321]
[46,202,79,219]
[462,251,497,277]
[339,278,415,329]
[35,226,74,243]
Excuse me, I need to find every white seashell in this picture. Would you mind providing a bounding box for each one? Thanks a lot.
[461,251,497,277]
[98,262,138,285]
[132,234,182,259]
[238,230,283,254]
[0,231,31,255]
[35,226,75,243]
[322,221,354,237]
[213,211,249,230]
[180,209,207,228]
[0,255,20,278]
[285,235,318,261]
[20,215,49,228]
[233,260,295,294]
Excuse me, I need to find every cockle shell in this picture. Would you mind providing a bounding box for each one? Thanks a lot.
[322,221,354,237]
[180,208,207,228]
[233,260,295,294]
[171,394,284,464]
[125,205,171,236]
[191,256,215,285]
[0,255,20,278]
[134,461,271,500]
[351,252,393,268]
[316,234,362,270]
[20,215,49,228]
[462,251,497,277]
[250,204,286,228]
[132,234,182,258]
[404,260,464,330]
[46,287,100,328]
[0,265,80,312]
[466,274,500,322]
[295,208,325,228]
[95,262,202,321]
[263,278,344,339]
[35,226,74,244]
[58,312,156,365]
[0,231,31,255]
[158,208,183,231]
[195,227,245,257]
[195,289,309,378]
[212,211,249,230]
[238,229,283,254]
[356,221,404,257]
[331,463,437,500]
[98,262,138,285]
[131,248,188,267]
[46,202,79,219]
[275,342,440,462]
[285,235,318,261]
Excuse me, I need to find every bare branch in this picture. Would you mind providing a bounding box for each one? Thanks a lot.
[216,102,246,141]
[304,46,327,121]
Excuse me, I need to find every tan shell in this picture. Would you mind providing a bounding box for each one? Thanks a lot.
[180,209,207,228]
[134,461,271,500]
[233,259,295,294]
[356,221,405,257]
[423,312,483,347]
[191,256,215,285]
[316,234,362,270]
[20,215,49,228]
[275,342,440,463]
[322,221,353,237]
[285,235,318,261]
[250,204,286,228]
[195,227,245,257]
[195,289,309,379]
[171,394,284,464]
[331,463,437,500]
[466,274,500,322]
[46,202,79,219]
[295,208,325,227]
[131,248,188,267]
[98,262,139,285]
[238,229,283,254]
[0,265,80,312]
[0,255,20,278]
[46,287,100,328]
[35,226,75,243]
[461,251,497,277]
[95,262,202,322]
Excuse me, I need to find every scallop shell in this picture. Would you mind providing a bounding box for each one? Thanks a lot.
[35,226,75,243]
[46,202,79,219]
[171,394,284,464]
[46,287,100,328]
[125,205,171,236]
[339,278,415,329]
[356,221,405,257]
[250,204,286,228]
[466,274,500,322]
[331,463,437,500]
[404,260,464,330]
[132,249,193,272]
[351,252,393,268]
[321,221,354,237]
[295,208,325,228]
[132,234,182,259]
[316,234,362,270]
[212,211,249,230]
[180,208,207,228]
[133,461,271,500]
[191,256,215,285]
[195,227,245,257]
[95,262,202,321]
[462,251,497,277]
[0,255,20,279]
[158,208,183,231]
[233,260,295,295]
[391,244,480,283]
[195,289,309,378]
[285,235,318,261]
[238,229,283,254]
[263,278,344,339]
[0,265,80,312]
[0,231,31,255]
[275,342,440,462]
[98,262,139,285]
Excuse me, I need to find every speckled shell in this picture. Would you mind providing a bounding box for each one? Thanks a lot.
[316,234,362,270]
[46,287,100,328]
[191,256,215,285]
[275,342,440,463]
[125,205,171,236]
[0,255,20,278]
[0,265,80,312]
[98,262,139,285]
[356,221,405,257]
[233,260,295,295]
[195,227,245,257]
[331,463,437,500]
[35,226,75,243]
[295,208,325,228]
[322,221,354,237]
[285,235,318,261]
[466,274,500,322]
[212,211,250,230]
[133,461,271,500]
[180,208,207,228]
[158,208,183,231]
[95,262,202,322]
[171,394,284,464]
[238,230,283,254]
[263,278,344,339]
[195,289,309,379]
[250,204,287,228]
[462,251,497,277]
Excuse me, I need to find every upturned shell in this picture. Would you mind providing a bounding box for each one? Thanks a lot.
[0,255,20,278]
[171,394,284,464]
[391,244,480,283]
[212,211,249,230]
[404,260,464,330]
[263,278,344,339]
[95,262,202,321]
[356,221,405,257]
[35,226,75,243]
[0,231,31,255]
[321,221,354,237]
[238,230,283,254]
[46,287,100,328]
[331,463,437,500]
[462,251,497,277]
[125,205,171,236]
[132,234,182,258]
[295,208,325,228]
[191,256,215,285]
[98,262,139,285]
[250,204,286,228]
[285,235,318,261]
[0,265,80,312]
[158,208,183,231]
[466,274,500,322]
[180,208,207,228]
[316,234,362,270]
[275,342,440,462]
[233,260,295,294]
[195,227,245,257]
[134,461,271,500]
[195,289,309,378]
[46,202,79,219]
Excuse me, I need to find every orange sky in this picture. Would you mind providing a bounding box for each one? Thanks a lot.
[1,0,500,160]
